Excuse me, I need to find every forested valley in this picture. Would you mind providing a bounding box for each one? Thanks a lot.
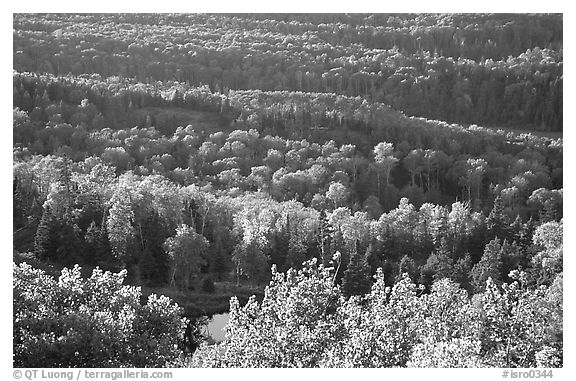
[13,13,563,368]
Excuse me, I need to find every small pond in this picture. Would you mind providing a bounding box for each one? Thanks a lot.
[202,313,230,342]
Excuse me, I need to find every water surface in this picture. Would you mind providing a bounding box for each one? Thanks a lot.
[204,313,229,342]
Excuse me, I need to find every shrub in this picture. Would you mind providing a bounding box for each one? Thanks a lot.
[13,262,187,367]
[191,260,562,368]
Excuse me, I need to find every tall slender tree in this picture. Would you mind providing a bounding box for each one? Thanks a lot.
[342,246,372,297]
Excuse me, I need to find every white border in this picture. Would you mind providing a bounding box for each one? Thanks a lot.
[3,3,572,380]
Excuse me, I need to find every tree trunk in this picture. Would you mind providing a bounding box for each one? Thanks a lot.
[169,266,176,288]
[236,263,240,287]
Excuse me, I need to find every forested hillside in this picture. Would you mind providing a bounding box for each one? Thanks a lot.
[14,13,562,131]
[13,13,562,368]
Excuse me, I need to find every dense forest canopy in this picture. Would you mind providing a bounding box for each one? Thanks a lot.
[14,13,562,131]
[13,13,562,368]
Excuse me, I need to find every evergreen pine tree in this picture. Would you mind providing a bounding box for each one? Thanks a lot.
[84,221,113,266]
[55,220,81,266]
[398,254,418,282]
[34,207,60,261]
[509,214,524,244]
[520,217,536,249]
[487,196,509,240]
[470,238,504,293]
[418,265,434,291]
[541,200,557,222]
[381,259,397,288]
[500,239,523,281]
[419,240,454,289]
[451,253,473,293]
[342,248,372,297]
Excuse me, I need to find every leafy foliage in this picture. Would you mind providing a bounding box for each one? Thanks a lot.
[13,263,187,367]
[191,260,562,367]
[164,224,208,290]
[342,249,372,297]
[14,14,562,131]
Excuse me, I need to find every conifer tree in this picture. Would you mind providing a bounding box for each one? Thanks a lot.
[451,253,473,292]
[500,240,522,282]
[398,255,418,282]
[519,217,536,249]
[380,259,398,288]
[419,240,454,289]
[509,215,524,244]
[470,238,504,293]
[364,242,381,275]
[84,221,113,266]
[34,207,60,261]
[541,200,557,223]
[55,220,81,266]
[342,248,372,297]
[487,196,509,240]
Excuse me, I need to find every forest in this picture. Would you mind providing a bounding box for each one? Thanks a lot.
[13,13,562,368]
